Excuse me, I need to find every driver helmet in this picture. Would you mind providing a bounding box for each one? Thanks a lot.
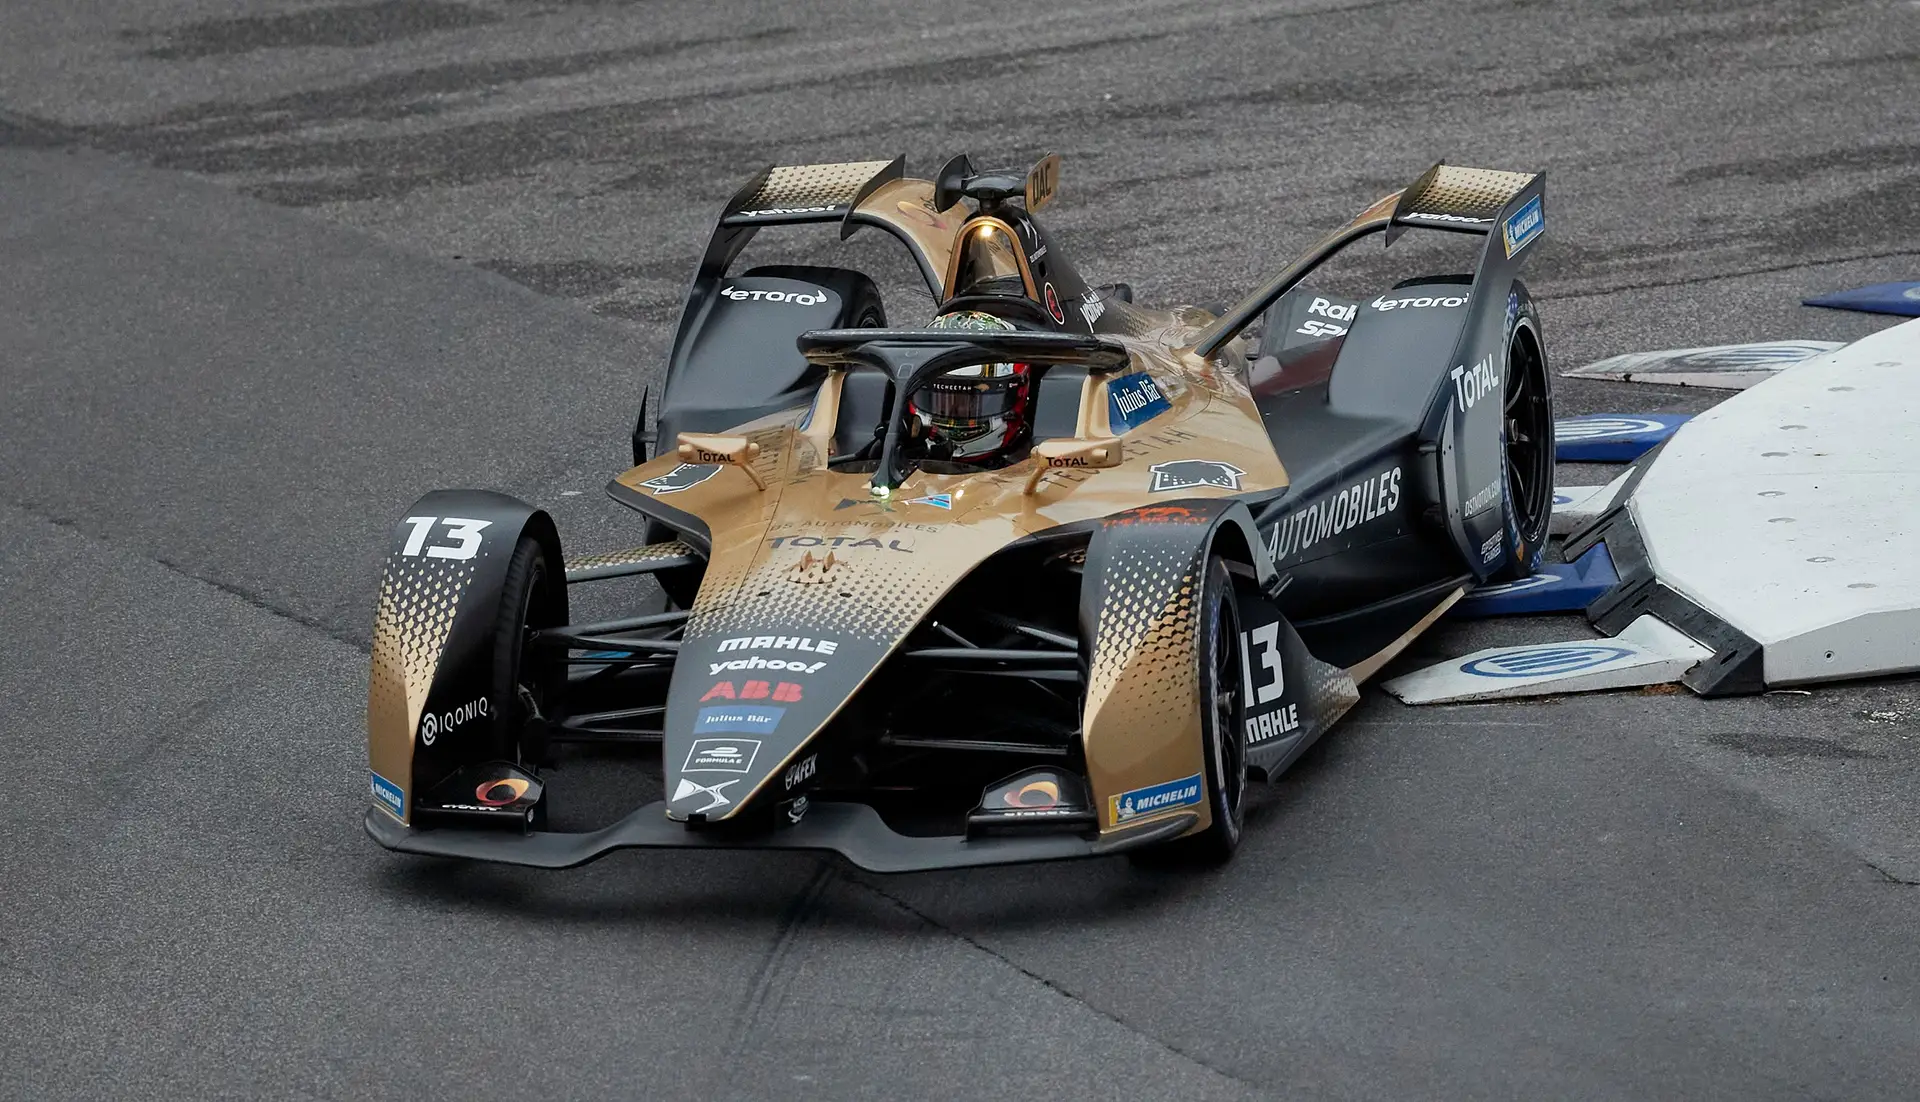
[909,309,1034,463]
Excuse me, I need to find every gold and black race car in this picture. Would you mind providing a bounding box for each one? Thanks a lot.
[364,153,1554,871]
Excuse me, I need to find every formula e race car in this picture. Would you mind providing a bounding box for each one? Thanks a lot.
[364,154,1554,872]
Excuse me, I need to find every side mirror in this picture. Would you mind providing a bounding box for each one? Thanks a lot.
[1024,435,1121,494]
[676,433,767,490]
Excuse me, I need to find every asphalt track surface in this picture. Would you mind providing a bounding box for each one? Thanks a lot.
[5,1,1920,1098]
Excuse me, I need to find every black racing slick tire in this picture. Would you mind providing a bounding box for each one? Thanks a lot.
[1489,282,1554,583]
[1133,556,1249,867]
[491,535,565,770]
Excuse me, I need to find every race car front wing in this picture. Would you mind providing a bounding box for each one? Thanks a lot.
[364,800,1196,875]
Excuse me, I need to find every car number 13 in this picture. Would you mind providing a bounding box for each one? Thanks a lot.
[1239,622,1285,705]
[399,516,492,560]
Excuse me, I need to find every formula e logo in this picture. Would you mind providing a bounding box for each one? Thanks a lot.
[672,777,738,814]
[1148,459,1245,493]
[721,286,828,306]
[1461,644,1636,678]
[419,696,488,746]
[1451,353,1501,410]
[682,737,762,774]
[639,463,720,494]
[1555,416,1667,441]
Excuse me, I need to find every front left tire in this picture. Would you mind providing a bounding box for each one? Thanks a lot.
[1134,555,1249,866]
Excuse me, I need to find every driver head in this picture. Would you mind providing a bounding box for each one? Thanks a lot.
[909,310,1034,464]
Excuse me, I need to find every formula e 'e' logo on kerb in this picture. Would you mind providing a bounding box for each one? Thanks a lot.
[1461,645,1636,678]
[1554,417,1666,441]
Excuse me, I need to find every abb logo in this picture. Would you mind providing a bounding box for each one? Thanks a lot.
[701,681,803,703]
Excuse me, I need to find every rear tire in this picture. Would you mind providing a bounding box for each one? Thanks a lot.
[1132,556,1248,867]
[1489,283,1553,582]
[491,536,565,770]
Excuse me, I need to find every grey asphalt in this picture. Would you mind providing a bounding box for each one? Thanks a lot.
[3,1,1919,1098]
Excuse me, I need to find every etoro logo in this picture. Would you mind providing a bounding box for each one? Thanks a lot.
[1371,293,1468,311]
[419,696,489,746]
[1461,644,1635,678]
[720,285,828,306]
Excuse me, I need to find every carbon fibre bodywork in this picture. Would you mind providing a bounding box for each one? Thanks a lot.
[364,155,1549,872]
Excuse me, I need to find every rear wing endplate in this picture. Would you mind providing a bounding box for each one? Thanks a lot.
[1190,161,1543,359]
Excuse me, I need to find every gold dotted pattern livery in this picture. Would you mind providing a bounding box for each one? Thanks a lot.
[743,161,893,211]
[367,553,476,822]
[1082,536,1209,828]
[1401,165,1536,221]
[564,540,695,580]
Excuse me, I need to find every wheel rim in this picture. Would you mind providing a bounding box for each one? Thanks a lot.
[1211,598,1246,821]
[1503,325,1552,542]
[511,560,551,766]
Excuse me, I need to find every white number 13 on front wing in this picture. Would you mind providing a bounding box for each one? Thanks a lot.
[400,516,492,560]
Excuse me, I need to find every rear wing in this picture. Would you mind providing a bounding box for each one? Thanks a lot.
[1190,162,1544,359]
[1386,164,1540,245]
[717,158,902,227]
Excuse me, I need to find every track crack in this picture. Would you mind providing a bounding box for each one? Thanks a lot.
[843,876,1268,1098]
[3,498,368,652]
[1553,247,1920,301]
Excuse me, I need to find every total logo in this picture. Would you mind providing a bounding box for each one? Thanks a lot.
[1372,293,1468,311]
[701,680,803,703]
[767,534,912,552]
[1451,352,1501,410]
[721,286,828,306]
[419,696,489,746]
[1461,644,1636,678]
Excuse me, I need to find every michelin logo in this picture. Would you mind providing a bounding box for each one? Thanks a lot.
[1501,195,1544,258]
[1109,773,1204,824]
